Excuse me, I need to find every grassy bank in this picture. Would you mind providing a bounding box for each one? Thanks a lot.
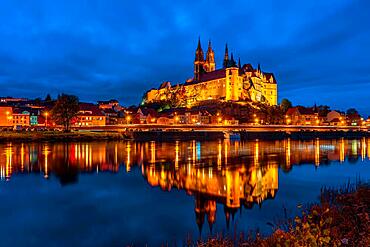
[0,131,127,142]
[194,183,369,247]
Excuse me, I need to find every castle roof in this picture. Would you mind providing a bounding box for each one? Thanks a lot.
[159,81,171,89]
[78,103,105,116]
[186,69,226,85]
[264,73,277,83]
[242,64,254,72]
[286,106,316,116]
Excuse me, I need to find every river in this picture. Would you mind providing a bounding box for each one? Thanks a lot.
[0,139,369,246]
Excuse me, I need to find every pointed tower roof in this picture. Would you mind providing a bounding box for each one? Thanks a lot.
[229,53,237,67]
[195,37,204,62]
[238,58,241,68]
[223,43,229,68]
[206,40,214,60]
[207,40,212,51]
[197,36,202,50]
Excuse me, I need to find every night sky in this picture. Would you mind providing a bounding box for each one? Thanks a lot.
[0,0,369,115]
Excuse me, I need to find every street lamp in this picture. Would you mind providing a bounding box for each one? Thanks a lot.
[126,115,131,124]
[44,112,49,128]
[5,111,12,125]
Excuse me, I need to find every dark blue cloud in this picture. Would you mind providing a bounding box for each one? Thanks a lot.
[0,0,369,114]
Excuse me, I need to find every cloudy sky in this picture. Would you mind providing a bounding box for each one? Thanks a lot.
[0,0,369,114]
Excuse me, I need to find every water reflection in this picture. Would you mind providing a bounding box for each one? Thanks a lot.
[0,139,369,228]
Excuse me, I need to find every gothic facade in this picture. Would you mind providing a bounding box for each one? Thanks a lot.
[143,39,278,106]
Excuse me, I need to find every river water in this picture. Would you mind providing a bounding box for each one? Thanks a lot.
[0,139,369,246]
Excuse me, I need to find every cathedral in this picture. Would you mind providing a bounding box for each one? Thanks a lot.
[143,39,278,106]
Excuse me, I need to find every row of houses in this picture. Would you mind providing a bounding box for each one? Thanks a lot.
[0,97,368,128]
[0,98,117,128]
[125,108,239,125]
[285,107,366,126]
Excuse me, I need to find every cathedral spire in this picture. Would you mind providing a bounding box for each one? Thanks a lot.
[238,57,241,68]
[195,37,204,62]
[223,43,229,68]
[205,39,215,72]
[194,37,205,81]
[229,52,237,67]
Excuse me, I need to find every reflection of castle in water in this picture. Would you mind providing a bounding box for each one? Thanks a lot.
[142,141,278,231]
[1,138,369,228]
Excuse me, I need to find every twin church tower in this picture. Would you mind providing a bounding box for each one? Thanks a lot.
[194,38,237,81]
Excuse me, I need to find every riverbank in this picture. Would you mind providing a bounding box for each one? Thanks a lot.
[129,129,370,141]
[195,183,369,247]
[1,129,370,142]
[0,131,126,142]
[240,130,370,140]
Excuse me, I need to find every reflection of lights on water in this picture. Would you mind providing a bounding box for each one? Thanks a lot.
[254,140,259,166]
[21,143,24,172]
[192,140,196,165]
[351,140,358,156]
[115,143,118,165]
[42,144,50,179]
[126,142,131,172]
[5,144,13,180]
[150,141,156,164]
[286,138,291,168]
[217,140,222,170]
[340,138,345,163]
[208,167,212,178]
[315,139,320,166]
[234,140,239,155]
[224,140,228,165]
[361,137,366,161]
[0,138,368,183]
[175,141,179,170]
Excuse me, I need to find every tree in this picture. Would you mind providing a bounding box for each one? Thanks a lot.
[317,105,330,117]
[34,97,42,105]
[280,98,292,113]
[346,108,358,116]
[52,94,79,132]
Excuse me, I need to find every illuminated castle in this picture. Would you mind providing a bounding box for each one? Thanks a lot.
[143,38,278,106]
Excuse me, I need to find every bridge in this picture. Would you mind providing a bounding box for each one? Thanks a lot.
[74,124,370,132]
